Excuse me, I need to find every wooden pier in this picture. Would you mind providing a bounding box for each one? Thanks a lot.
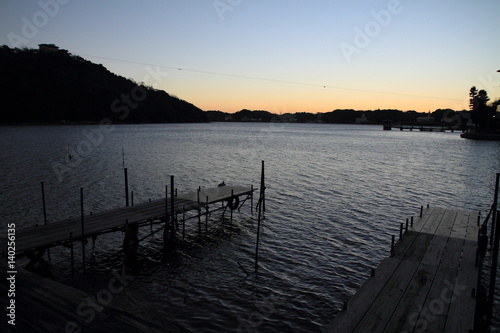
[325,206,482,333]
[392,123,456,132]
[0,184,255,258]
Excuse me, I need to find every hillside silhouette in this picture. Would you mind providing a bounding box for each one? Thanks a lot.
[0,45,207,123]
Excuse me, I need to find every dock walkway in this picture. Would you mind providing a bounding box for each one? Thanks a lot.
[0,261,170,333]
[393,123,456,132]
[326,206,480,333]
[1,185,254,255]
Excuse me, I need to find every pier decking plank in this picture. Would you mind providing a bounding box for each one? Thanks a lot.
[382,210,458,332]
[351,209,451,332]
[0,262,167,332]
[329,207,443,333]
[325,206,480,333]
[444,211,479,332]
[1,185,254,254]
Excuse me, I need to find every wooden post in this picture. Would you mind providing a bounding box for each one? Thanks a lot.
[206,196,209,232]
[250,184,254,215]
[124,168,129,207]
[400,223,404,238]
[230,189,234,222]
[411,216,414,228]
[70,232,74,276]
[123,219,139,266]
[147,199,152,232]
[80,187,86,273]
[490,173,499,246]
[255,161,265,271]
[170,176,175,238]
[198,209,202,233]
[255,205,262,271]
[41,182,50,261]
[163,184,170,250]
[405,218,409,232]
[41,182,48,225]
[68,144,72,160]
[261,161,266,213]
[488,211,500,322]
[182,206,186,239]
[165,185,168,218]
[131,191,134,206]
[420,205,423,218]
[391,235,395,255]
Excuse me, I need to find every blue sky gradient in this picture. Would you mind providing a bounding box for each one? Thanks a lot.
[1,0,499,113]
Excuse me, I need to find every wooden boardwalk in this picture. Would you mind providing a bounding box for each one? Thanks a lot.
[0,262,171,333]
[393,123,456,132]
[325,206,480,333]
[1,185,254,255]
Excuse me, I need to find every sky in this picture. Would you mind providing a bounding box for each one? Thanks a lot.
[1,0,499,114]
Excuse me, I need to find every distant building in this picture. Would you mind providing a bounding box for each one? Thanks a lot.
[38,44,59,54]
[38,44,70,57]
[416,116,435,124]
[355,113,368,124]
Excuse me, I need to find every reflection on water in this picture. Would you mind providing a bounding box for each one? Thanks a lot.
[1,123,499,331]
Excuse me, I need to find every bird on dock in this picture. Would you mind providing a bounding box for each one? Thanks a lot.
[218,181,226,187]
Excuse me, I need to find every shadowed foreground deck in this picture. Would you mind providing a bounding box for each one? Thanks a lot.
[0,262,171,333]
[325,206,480,333]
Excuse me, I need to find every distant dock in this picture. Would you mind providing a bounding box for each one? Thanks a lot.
[325,206,484,333]
[390,123,457,132]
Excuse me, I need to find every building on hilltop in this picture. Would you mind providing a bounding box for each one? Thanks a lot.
[38,44,59,53]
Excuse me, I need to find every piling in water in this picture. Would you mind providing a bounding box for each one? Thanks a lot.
[80,187,85,273]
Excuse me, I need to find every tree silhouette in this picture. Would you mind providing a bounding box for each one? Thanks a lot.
[470,86,495,132]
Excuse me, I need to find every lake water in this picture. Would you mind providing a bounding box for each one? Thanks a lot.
[1,123,499,332]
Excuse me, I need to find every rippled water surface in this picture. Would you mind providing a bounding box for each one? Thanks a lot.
[1,123,499,332]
